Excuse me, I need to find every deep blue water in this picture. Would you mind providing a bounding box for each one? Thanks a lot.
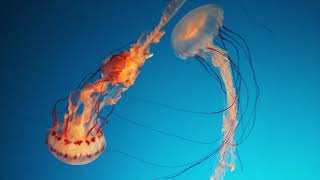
[2,0,320,179]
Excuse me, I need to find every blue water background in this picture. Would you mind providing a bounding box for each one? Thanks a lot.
[2,0,320,179]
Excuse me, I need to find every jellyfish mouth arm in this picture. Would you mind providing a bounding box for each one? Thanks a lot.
[61,0,185,138]
[137,0,186,47]
[159,0,186,29]
[59,0,186,135]
[206,45,238,179]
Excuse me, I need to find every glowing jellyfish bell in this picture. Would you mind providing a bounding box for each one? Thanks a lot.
[172,4,224,59]
[172,4,238,180]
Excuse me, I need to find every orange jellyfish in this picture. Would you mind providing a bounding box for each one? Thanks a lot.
[170,4,259,180]
[46,0,186,165]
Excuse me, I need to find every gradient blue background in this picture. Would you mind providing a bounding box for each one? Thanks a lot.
[2,0,320,179]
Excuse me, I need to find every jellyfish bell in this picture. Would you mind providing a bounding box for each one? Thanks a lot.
[47,123,106,165]
[171,4,224,59]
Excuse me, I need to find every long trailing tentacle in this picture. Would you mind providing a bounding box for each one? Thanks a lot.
[107,144,216,169]
[218,31,247,144]
[221,26,260,145]
[112,112,221,145]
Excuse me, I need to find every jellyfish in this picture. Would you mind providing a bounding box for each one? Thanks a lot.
[46,0,186,165]
[168,4,259,180]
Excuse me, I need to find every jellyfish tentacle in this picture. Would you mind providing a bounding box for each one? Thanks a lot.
[218,33,250,145]
[218,34,245,133]
[112,112,221,145]
[220,27,260,145]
